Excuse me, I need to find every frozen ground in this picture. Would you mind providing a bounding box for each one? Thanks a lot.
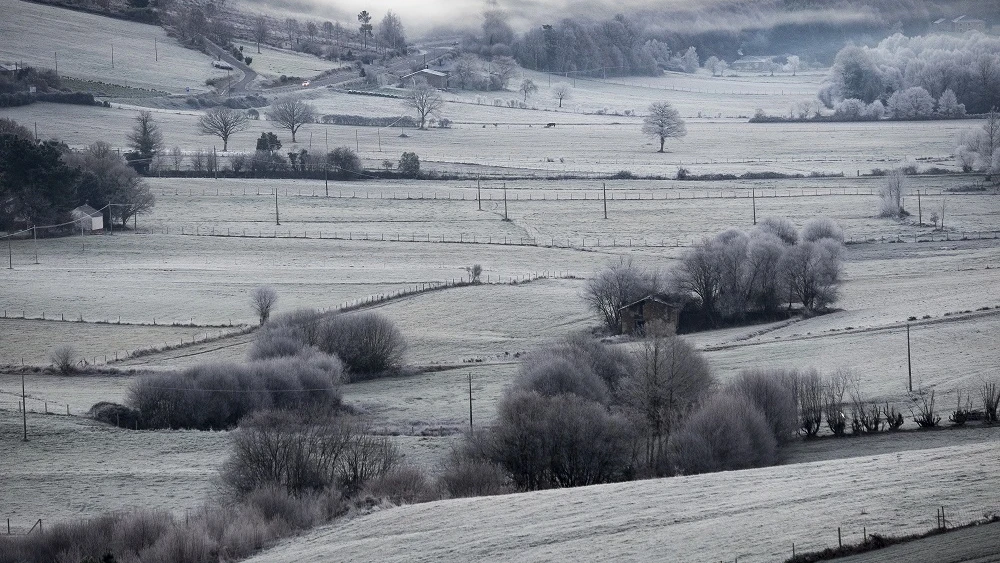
[0,0,226,93]
[0,101,973,176]
[244,441,1000,563]
[0,413,227,533]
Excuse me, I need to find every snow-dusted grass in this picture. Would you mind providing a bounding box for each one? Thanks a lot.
[244,441,1000,563]
[444,67,827,119]
[0,0,225,93]
[0,318,232,367]
[0,413,227,533]
[0,231,598,325]
[233,41,345,80]
[0,97,972,176]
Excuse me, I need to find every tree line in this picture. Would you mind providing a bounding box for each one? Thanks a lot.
[820,33,1000,115]
[0,118,154,233]
[585,217,845,335]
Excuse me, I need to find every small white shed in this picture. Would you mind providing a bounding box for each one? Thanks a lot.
[72,204,104,232]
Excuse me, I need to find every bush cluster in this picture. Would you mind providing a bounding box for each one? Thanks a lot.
[219,408,399,498]
[125,354,343,430]
[320,114,417,127]
[450,335,720,489]
[0,488,342,563]
[250,309,406,381]
[670,218,844,329]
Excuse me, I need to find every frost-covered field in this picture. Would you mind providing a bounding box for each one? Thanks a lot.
[232,41,345,80]
[0,100,973,176]
[0,0,226,93]
[245,441,1000,563]
[0,413,227,533]
[0,318,237,367]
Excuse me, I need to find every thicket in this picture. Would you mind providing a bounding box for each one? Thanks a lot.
[249,309,407,380]
[819,34,1000,114]
[125,354,343,429]
[669,218,844,330]
[320,114,416,128]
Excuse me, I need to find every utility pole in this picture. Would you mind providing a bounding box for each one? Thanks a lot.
[32,226,37,264]
[907,323,912,392]
[54,51,57,74]
[33,122,37,141]
[274,188,280,225]
[603,182,608,219]
[468,372,473,432]
[7,238,11,269]
[917,190,922,226]
[355,129,359,153]
[154,38,158,61]
[22,374,28,441]
[503,184,508,220]
[377,128,381,152]
[324,165,329,197]
[213,147,218,179]
[111,44,114,69]
[477,177,482,211]
[752,188,757,225]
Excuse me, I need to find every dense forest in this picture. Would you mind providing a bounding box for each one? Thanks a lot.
[460,0,1000,77]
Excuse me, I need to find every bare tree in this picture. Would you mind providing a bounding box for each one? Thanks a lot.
[780,239,842,312]
[169,146,183,170]
[377,10,406,53]
[452,54,481,89]
[878,168,905,217]
[674,240,723,324]
[306,21,318,38]
[252,14,268,53]
[489,55,518,90]
[198,107,250,151]
[642,101,687,152]
[552,83,571,108]
[405,81,444,129]
[518,78,538,102]
[584,256,660,334]
[284,18,299,47]
[620,335,713,473]
[50,345,78,374]
[251,286,278,325]
[322,21,334,40]
[266,98,315,143]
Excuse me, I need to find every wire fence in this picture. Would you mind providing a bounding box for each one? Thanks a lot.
[166,226,1000,249]
[150,185,969,201]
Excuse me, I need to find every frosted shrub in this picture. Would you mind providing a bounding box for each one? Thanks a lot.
[50,345,78,374]
[863,100,886,120]
[727,369,799,442]
[127,356,343,430]
[485,390,634,490]
[437,451,513,498]
[801,217,845,243]
[878,169,905,217]
[887,87,935,119]
[515,351,611,404]
[668,393,777,475]
[833,98,866,119]
[754,217,798,245]
[317,312,406,379]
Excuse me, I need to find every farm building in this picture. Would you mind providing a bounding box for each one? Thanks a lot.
[401,69,449,89]
[952,15,987,32]
[620,295,682,336]
[71,204,103,232]
[730,56,776,73]
[931,15,987,33]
